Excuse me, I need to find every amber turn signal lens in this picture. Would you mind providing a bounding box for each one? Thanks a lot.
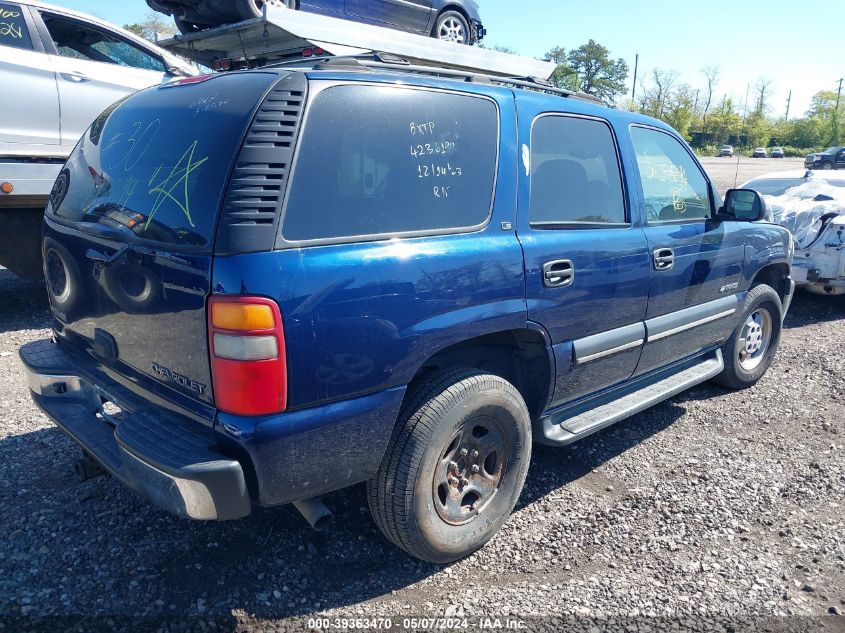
[211,302,275,331]
[0,182,13,194]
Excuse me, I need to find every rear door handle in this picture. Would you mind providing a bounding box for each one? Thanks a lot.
[542,259,574,288]
[653,248,675,271]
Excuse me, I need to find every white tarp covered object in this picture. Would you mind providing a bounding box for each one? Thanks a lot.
[762,174,845,247]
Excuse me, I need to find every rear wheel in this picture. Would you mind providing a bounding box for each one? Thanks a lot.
[713,284,783,390]
[433,10,470,45]
[367,369,531,563]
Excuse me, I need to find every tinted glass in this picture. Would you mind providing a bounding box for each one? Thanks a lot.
[529,116,626,225]
[282,85,498,242]
[0,3,32,50]
[630,126,711,222]
[42,14,166,72]
[49,73,278,249]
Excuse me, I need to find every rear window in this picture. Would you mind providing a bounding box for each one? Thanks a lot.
[281,84,498,243]
[0,3,32,50]
[49,73,278,249]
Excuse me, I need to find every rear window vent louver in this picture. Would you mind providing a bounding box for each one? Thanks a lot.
[216,75,308,255]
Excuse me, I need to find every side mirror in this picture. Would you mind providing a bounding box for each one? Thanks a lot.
[720,188,767,222]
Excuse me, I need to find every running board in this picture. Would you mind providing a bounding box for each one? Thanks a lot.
[538,350,724,446]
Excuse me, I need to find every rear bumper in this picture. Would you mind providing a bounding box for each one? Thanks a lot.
[20,339,250,521]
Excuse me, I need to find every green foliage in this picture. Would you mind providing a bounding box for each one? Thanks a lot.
[544,46,578,91]
[566,40,629,104]
[544,41,628,102]
[123,12,176,42]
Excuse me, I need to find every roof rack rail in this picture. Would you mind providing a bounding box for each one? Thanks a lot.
[348,57,603,104]
[271,53,602,103]
[158,4,557,81]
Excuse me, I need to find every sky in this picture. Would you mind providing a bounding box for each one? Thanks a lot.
[53,0,844,117]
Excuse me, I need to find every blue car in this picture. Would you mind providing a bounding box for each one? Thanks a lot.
[148,0,486,44]
[23,59,794,563]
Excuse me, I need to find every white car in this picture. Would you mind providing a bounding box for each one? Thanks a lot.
[0,0,197,160]
[743,170,845,296]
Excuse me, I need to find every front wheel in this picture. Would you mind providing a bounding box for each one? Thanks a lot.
[823,162,834,170]
[367,369,531,563]
[433,10,470,45]
[712,284,783,390]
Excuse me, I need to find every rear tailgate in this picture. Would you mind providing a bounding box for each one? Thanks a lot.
[42,71,283,412]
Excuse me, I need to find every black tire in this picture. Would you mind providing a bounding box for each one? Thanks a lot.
[712,284,783,390]
[174,18,203,34]
[235,0,293,20]
[43,238,82,316]
[823,162,834,170]
[432,10,471,45]
[101,263,161,314]
[367,368,531,563]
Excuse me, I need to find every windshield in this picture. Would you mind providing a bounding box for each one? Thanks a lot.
[823,147,840,154]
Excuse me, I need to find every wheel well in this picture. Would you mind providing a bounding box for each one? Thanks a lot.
[406,329,553,420]
[436,4,471,25]
[752,263,790,302]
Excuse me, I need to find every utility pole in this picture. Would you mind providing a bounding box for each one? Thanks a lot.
[834,78,843,143]
[742,83,750,121]
[785,90,791,121]
[631,53,639,103]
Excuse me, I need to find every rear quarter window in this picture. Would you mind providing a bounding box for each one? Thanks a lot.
[281,84,499,243]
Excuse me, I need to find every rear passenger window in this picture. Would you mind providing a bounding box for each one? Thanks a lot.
[0,3,33,51]
[529,115,626,226]
[281,85,498,242]
[630,126,712,222]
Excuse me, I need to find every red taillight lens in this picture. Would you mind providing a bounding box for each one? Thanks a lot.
[208,295,287,416]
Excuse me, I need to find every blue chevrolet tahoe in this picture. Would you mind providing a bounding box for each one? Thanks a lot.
[21,60,795,563]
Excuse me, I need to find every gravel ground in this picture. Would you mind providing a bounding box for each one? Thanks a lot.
[1,155,843,631]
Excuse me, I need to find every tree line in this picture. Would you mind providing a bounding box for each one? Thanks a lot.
[534,40,843,155]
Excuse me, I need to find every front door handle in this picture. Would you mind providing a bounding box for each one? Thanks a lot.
[542,259,574,288]
[61,71,90,83]
[653,247,675,271]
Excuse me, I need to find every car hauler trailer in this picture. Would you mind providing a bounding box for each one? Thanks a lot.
[157,3,557,80]
[0,159,63,279]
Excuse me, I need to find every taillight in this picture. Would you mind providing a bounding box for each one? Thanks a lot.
[208,295,287,416]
